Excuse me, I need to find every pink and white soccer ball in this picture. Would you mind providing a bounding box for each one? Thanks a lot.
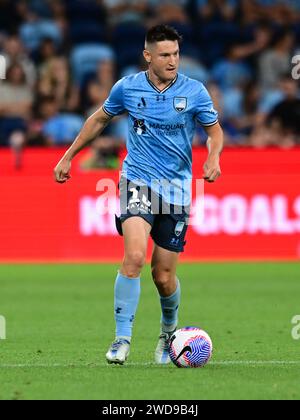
[169,327,213,368]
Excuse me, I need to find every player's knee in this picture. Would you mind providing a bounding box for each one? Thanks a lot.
[152,266,172,286]
[123,250,146,276]
[127,250,146,268]
[152,266,176,296]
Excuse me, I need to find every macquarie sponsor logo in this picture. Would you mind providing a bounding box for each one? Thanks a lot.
[149,122,186,136]
[149,123,186,130]
[191,194,300,235]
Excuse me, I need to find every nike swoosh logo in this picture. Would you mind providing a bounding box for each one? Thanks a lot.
[175,345,192,361]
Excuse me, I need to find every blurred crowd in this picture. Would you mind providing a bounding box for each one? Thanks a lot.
[0,0,300,169]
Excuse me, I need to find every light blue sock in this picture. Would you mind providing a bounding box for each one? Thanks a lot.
[114,271,141,339]
[160,279,181,332]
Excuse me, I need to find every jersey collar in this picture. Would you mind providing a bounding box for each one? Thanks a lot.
[145,71,178,94]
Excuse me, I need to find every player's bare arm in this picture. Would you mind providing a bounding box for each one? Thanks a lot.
[203,122,224,183]
[54,107,112,183]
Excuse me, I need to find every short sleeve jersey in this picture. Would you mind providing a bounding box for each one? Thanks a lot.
[103,72,218,205]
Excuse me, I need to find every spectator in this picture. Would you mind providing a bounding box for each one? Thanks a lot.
[241,0,300,25]
[27,95,58,146]
[283,0,300,22]
[103,0,148,26]
[222,81,262,141]
[1,35,36,87]
[19,0,67,27]
[35,37,58,68]
[197,0,238,22]
[95,59,116,92]
[230,22,273,65]
[212,45,252,91]
[0,63,32,119]
[50,0,67,32]
[148,0,189,24]
[37,56,80,113]
[85,81,110,117]
[258,28,295,90]
[0,63,33,146]
[250,75,300,147]
[267,76,300,144]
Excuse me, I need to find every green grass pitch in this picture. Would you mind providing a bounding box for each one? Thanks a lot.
[0,262,300,400]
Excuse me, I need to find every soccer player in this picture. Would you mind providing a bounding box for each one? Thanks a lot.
[54,25,223,365]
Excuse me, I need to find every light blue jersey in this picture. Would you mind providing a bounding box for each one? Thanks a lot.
[103,71,218,205]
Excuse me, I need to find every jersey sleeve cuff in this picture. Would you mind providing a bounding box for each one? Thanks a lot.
[102,106,116,117]
[201,120,219,127]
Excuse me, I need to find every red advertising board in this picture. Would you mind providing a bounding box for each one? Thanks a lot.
[0,147,299,262]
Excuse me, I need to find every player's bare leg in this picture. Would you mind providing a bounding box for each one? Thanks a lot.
[120,217,151,278]
[151,245,180,364]
[106,217,151,365]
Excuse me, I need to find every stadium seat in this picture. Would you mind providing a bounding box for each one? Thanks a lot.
[19,20,62,51]
[0,117,27,146]
[167,22,195,47]
[112,23,146,46]
[195,22,240,67]
[70,44,115,85]
[69,21,106,45]
[28,0,52,18]
[64,0,106,22]
[42,113,84,145]
[179,58,210,84]
[112,24,145,69]
[121,66,140,77]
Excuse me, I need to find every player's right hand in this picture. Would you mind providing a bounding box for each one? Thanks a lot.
[203,155,221,183]
[54,158,72,183]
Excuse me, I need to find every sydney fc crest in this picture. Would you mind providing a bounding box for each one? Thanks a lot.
[173,97,187,113]
[175,221,185,237]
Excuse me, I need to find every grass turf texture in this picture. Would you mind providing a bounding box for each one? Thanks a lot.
[0,262,299,400]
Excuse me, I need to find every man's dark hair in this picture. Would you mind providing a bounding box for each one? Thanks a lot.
[145,25,182,45]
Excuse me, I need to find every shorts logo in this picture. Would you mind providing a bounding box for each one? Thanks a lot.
[170,238,180,246]
[175,221,185,237]
[173,97,187,113]
[133,118,146,135]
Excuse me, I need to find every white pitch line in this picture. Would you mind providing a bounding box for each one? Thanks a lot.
[211,361,300,366]
[0,361,300,368]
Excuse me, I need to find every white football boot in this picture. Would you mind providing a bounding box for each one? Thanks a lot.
[155,327,177,365]
[106,338,131,365]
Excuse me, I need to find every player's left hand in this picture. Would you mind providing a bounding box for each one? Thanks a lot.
[203,155,221,183]
[54,158,72,184]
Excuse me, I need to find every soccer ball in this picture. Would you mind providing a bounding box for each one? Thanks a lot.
[169,327,213,368]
